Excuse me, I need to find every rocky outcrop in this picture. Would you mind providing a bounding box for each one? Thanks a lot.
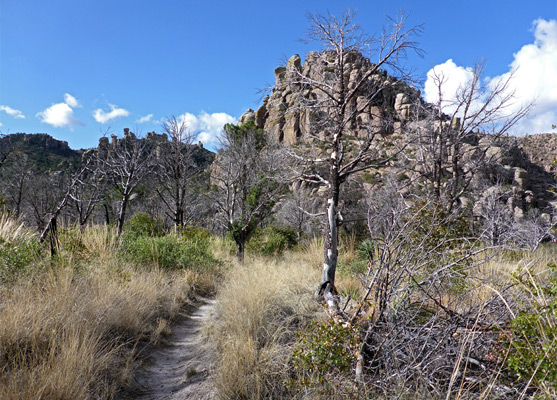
[237,51,557,229]
[238,51,422,145]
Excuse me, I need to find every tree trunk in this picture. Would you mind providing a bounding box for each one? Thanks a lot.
[117,194,129,236]
[103,203,110,225]
[317,138,341,309]
[236,239,245,263]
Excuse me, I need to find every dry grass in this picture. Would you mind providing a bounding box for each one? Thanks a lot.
[0,212,34,243]
[0,220,214,400]
[213,248,321,399]
[462,246,557,310]
[0,264,197,399]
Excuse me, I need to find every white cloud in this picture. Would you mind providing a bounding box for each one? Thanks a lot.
[424,59,481,114]
[36,93,81,129]
[63,93,80,108]
[136,113,153,123]
[424,18,557,134]
[93,104,130,124]
[176,111,236,148]
[0,105,26,119]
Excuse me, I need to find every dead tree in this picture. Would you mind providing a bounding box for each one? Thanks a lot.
[98,130,152,236]
[407,62,531,212]
[39,160,94,255]
[69,155,106,227]
[211,121,288,262]
[156,116,200,230]
[0,151,32,218]
[282,10,422,308]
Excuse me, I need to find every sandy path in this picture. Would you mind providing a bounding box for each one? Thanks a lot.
[118,298,217,400]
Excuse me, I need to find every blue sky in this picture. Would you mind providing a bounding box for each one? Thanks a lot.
[1,0,556,150]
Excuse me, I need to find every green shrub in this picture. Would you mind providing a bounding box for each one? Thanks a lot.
[503,262,557,388]
[122,231,219,272]
[246,225,297,256]
[179,226,212,241]
[293,318,360,385]
[0,238,42,284]
[124,212,165,238]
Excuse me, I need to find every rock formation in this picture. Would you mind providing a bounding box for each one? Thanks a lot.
[239,52,422,145]
[238,51,557,230]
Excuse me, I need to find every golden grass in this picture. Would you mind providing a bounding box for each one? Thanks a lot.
[213,251,321,399]
[0,220,213,400]
[0,212,34,243]
[461,245,557,310]
[0,264,197,399]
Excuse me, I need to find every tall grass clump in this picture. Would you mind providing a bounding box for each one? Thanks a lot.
[0,213,34,243]
[121,214,220,276]
[246,225,298,257]
[213,250,321,399]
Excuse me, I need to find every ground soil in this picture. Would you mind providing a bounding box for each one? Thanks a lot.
[118,298,217,400]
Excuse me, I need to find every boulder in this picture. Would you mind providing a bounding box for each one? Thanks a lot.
[238,109,255,126]
[513,167,529,189]
[394,92,412,120]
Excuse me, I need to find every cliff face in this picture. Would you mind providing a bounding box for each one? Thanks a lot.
[239,51,422,145]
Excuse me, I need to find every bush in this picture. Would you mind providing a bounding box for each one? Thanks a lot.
[0,238,42,284]
[123,212,165,238]
[338,239,373,277]
[293,318,360,385]
[122,229,220,272]
[246,225,297,256]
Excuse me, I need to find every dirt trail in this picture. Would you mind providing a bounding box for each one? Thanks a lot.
[119,298,217,400]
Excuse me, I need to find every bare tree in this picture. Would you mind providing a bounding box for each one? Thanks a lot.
[68,155,106,227]
[0,150,32,218]
[156,116,200,230]
[39,160,96,254]
[27,173,67,231]
[275,189,322,240]
[211,121,288,262]
[98,130,153,236]
[407,62,531,211]
[342,177,520,396]
[282,10,422,307]
[474,183,554,249]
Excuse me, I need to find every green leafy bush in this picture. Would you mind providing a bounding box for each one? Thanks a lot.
[246,225,297,256]
[293,318,360,385]
[122,229,219,272]
[504,262,557,388]
[0,238,42,284]
[124,212,165,238]
[338,239,374,277]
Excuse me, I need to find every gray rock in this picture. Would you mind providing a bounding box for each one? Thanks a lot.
[238,109,255,126]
